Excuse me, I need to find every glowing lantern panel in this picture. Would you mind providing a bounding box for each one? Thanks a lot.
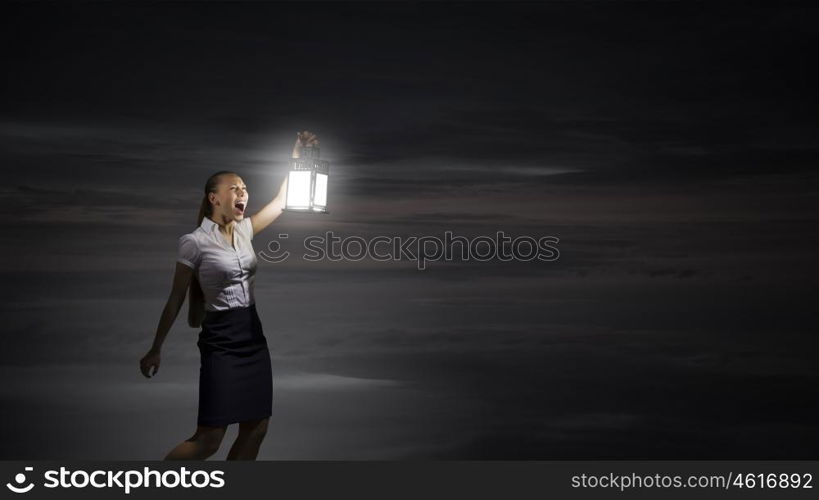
[284,145,330,213]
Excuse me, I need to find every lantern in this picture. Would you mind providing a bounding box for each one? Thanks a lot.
[284,145,330,213]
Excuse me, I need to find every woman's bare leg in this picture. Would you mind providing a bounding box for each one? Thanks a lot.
[164,425,228,460]
[226,417,269,460]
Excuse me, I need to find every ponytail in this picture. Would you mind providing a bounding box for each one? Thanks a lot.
[187,170,238,328]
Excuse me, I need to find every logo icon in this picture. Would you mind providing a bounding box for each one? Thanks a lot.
[6,467,35,494]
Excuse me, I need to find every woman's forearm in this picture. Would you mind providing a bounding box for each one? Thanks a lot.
[151,296,183,352]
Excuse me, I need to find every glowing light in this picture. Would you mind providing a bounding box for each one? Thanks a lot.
[314,173,328,208]
[283,145,330,213]
[286,171,312,208]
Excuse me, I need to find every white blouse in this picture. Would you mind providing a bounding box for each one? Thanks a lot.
[177,216,258,312]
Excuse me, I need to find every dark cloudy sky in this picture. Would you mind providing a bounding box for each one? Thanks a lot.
[1,1,818,460]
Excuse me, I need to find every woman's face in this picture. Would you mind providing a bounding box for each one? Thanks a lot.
[209,174,248,222]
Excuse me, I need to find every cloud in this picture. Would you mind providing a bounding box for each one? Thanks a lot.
[274,371,404,390]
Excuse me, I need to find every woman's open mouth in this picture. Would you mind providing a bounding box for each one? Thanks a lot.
[234,201,246,214]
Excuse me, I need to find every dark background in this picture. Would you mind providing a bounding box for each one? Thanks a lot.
[1,1,817,459]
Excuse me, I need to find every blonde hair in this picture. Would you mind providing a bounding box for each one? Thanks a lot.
[188,170,238,328]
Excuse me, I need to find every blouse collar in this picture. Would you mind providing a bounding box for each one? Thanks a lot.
[200,216,239,250]
[200,216,219,232]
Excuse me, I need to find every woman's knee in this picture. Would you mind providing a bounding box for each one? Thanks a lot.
[193,426,227,455]
[239,418,269,439]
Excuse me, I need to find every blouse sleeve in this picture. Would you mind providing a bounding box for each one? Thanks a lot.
[239,216,254,241]
[177,234,201,269]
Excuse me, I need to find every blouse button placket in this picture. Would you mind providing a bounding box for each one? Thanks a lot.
[233,235,248,305]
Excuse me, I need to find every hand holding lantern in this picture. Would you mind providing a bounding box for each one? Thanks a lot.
[292,130,319,158]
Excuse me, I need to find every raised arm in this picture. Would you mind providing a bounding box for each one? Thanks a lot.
[248,130,320,237]
[248,176,288,237]
[139,262,194,378]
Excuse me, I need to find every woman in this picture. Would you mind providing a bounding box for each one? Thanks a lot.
[139,131,319,460]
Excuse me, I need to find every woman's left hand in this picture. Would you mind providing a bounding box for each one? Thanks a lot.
[297,130,319,147]
[292,130,319,158]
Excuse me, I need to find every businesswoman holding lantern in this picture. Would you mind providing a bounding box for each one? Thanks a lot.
[140,131,319,460]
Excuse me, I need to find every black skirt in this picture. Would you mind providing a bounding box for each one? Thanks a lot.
[197,303,273,427]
